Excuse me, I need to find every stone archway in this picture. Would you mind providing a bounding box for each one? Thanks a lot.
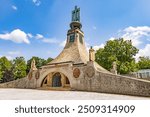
[41,72,70,89]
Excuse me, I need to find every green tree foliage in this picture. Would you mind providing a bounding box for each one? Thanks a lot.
[95,38,139,74]
[0,56,53,83]
[0,57,13,82]
[46,57,53,64]
[12,57,27,80]
[138,56,150,69]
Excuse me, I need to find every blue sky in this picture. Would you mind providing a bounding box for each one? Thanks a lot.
[0,0,150,61]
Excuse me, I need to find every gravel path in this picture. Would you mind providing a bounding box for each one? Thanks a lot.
[0,88,149,100]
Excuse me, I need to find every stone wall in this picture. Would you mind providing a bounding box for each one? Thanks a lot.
[0,77,28,88]
[0,71,38,89]
[0,61,150,97]
[75,70,150,97]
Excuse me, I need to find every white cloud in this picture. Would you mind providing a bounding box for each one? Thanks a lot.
[35,34,59,44]
[93,43,104,51]
[33,0,41,6]
[135,44,150,61]
[121,26,150,47]
[12,5,17,10]
[0,29,30,44]
[27,33,33,38]
[109,26,150,60]
[109,37,115,41]
[85,42,104,53]
[35,34,43,39]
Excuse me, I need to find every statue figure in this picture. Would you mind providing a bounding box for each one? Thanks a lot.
[111,61,117,75]
[72,6,80,22]
[30,59,37,71]
[89,46,95,61]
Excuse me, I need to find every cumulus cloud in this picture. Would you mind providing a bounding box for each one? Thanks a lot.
[27,33,33,38]
[93,43,104,50]
[109,37,115,40]
[108,26,150,60]
[0,29,30,44]
[12,5,17,10]
[85,42,104,51]
[33,0,41,6]
[135,44,150,61]
[121,26,150,47]
[35,34,59,44]
[35,34,43,39]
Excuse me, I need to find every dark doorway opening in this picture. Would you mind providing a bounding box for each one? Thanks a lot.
[52,73,62,87]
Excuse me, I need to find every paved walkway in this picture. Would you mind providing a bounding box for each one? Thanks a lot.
[0,88,149,100]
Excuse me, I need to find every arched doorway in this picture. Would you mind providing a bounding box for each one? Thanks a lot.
[52,73,62,87]
[41,72,70,90]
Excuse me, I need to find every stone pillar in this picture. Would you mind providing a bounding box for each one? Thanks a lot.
[49,73,53,87]
[47,73,52,87]
[89,46,95,61]
[61,73,65,87]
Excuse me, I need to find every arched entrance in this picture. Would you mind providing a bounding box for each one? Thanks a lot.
[52,73,62,87]
[41,72,70,90]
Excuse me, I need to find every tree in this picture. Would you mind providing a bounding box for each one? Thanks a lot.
[138,56,150,69]
[95,38,139,74]
[12,57,27,80]
[26,56,47,73]
[0,57,13,82]
[2,69,14,83]
[46,57,53,64]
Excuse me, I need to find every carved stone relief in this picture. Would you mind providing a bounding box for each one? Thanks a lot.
[73,68,80,78]
[84,66,95,78]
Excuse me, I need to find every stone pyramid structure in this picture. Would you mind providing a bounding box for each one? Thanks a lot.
[49,21,88,64]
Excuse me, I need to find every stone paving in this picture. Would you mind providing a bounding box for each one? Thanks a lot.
[0,88,149,100]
